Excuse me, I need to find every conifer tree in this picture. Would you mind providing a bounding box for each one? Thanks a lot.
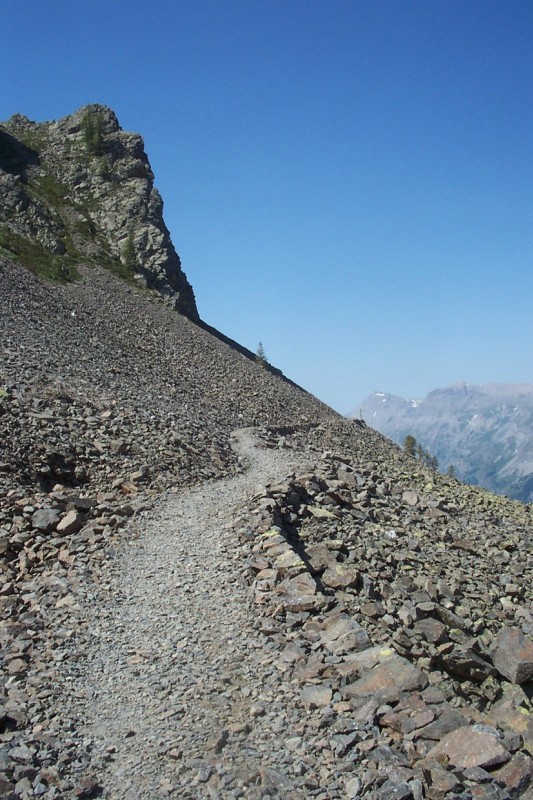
[82,109,104,156]
[404,434,417,457]
[256,342,267,366]
[122,232,136,270]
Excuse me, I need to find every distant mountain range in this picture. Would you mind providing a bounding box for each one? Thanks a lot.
[354,382,533,503]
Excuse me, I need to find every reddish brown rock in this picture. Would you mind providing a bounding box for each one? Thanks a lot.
[426,725,511,770]
[345,655,427,704]
[492,752,533,796]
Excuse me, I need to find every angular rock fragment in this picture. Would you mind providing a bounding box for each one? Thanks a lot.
[319,611,371,655]
[425,725,511,770]
[345,655,427,704]
[490,626,533,684]
[322,562,360,589]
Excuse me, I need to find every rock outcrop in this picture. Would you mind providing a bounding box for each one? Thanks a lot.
[0,105,198,317]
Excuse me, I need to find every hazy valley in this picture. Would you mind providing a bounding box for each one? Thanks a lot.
[357,383,533,503]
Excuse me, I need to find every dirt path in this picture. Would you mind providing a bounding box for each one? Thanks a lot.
[63,430,312,799]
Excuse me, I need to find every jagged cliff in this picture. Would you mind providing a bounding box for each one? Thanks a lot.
[0,104,198,318]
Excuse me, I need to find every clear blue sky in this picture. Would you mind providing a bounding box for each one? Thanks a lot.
[3,1,533,413]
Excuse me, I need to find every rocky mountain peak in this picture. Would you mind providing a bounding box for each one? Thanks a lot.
[0,104,198,319]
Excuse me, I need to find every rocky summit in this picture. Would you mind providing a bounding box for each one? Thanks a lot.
[0,105,197,317]
[1,109,533,800]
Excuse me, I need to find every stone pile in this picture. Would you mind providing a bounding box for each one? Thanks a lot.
[233,429,533,798]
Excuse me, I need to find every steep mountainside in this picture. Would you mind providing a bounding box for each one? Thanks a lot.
[356,383,533,502]
[1,108,533,800]
[0,105,197,317]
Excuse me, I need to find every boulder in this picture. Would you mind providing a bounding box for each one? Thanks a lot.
[425,725,511,770]
[490,626,533,684]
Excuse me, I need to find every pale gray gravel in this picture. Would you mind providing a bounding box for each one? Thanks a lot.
[61,430,316,800]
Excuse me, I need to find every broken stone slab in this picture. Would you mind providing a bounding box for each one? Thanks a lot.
[318,611,371,656]
[425,724,511,770]
[345,654,428,704]
[490,626,533,684]
[300,683,333,708]
[322,562,360,590]
[56,510,84,535]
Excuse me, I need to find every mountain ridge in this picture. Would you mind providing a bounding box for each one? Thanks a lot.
[356,382,533,502]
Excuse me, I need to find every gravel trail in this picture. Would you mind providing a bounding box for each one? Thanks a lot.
[65,430,312,800]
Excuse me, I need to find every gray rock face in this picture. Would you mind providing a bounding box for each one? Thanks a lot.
[0,105,198,318]
[355,383,533,502]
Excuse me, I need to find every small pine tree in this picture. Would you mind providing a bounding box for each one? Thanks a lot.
[429,454,439,471]
[405,435,439,469]
[256,341,267,366]
[82,109,104,156]
[446,464,457,479]
[122,232,136,270]
[404,434,417,457]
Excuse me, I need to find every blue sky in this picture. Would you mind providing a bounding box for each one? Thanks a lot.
[3,1,533,413]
